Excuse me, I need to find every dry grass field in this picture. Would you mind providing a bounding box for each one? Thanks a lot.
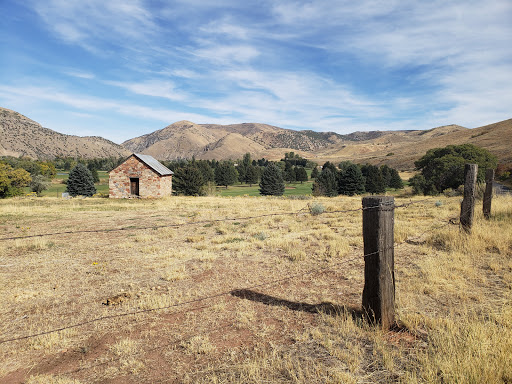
[0,194,511,383]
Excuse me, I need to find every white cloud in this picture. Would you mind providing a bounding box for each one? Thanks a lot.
[193,44,260,65]
[31,0,158,51]
[106,80,187,101]
[64,70,95,79]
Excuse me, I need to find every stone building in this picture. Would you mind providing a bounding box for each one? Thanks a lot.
[109,154,173,198]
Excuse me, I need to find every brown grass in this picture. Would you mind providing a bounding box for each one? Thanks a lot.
[0,194,511,383]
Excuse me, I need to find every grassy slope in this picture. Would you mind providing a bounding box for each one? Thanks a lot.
[0,195,510,383]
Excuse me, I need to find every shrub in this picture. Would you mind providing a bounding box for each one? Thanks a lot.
[309,202,325,215]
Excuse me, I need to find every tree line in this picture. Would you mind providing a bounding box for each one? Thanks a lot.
[163,153,314,196]
[1,144,503,199]
[312,161,403,197]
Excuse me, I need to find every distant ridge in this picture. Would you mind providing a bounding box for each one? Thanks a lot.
[0,107,130,159]
[1,107,510,169]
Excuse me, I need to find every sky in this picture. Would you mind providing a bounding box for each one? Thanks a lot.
[0,0,511,144]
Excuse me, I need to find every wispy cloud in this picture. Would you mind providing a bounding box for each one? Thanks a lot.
[106,80,188,101]
[31,0,158,52]
[3,0,510,140]
[64,70,95,79]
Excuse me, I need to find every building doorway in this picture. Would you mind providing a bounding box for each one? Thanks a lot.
[130,178,139,196]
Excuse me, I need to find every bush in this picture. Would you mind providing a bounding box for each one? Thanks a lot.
[309,202,325,215]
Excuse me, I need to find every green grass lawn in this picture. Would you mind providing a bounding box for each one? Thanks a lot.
[36,171,109,197]
[217,181,313,197]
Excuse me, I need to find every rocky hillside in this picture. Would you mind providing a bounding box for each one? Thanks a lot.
[122,121,346,160]
[2,106,510,170]
[0,108,130,159]
[313,120,512,170]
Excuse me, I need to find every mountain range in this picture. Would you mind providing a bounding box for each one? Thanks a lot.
[1,107,511,170]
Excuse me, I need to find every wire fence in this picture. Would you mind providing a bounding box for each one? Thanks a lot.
[0,192,502,380]
[0,195,446,345]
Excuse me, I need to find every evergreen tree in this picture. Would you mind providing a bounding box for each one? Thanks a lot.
[90,168,100,183]
[245,165,260,186]
[388,168,404,189]
[215,162,238,189]
[338,163,365,195]
[322,161,338,175]
[259,163,285,196]
[66,163,96,197]
[361,164,386,194]
[173,165,204,195]
[380,165,392,187]
[284,167,296,183]
[311,167,319,179]
[295,167,308,184]
[312,168,338,197]
[196,161,215,183]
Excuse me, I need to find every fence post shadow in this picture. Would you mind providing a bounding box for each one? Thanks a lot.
[230,289,364,321]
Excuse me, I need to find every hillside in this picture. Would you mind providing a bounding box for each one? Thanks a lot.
[124,118,511,169]
[2,107,510,169]
[122,121,345,161]
[0,108,130,159]
[314,120,512,170]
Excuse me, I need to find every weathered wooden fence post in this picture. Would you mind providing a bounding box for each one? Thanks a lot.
[483,168,494,220]
[362,196,395,329]
[460,164,478,233]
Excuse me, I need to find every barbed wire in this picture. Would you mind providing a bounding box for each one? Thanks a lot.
[1,196,503,383]
[0,194,489,345]
[0,197,441,242]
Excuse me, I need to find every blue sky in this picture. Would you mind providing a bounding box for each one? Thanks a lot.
[1,0,511,144]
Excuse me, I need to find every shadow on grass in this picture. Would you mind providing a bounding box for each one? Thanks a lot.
[230,289,363,321]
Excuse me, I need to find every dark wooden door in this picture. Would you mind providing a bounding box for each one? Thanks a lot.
[130,178,139,196]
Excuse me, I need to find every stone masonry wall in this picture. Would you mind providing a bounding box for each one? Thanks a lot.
[109,156,173,198]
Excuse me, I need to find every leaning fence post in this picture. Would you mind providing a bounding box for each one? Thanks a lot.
[483,168,494,220]
[362,196,395,329]
[460,164,478,233]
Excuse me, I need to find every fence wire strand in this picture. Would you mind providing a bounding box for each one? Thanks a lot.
[0,195,487,346]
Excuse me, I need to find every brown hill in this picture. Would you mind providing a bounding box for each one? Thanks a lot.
[313,120,511,170]
[122,121,344,161]
[2,107,510,169]
[0,108,130,159]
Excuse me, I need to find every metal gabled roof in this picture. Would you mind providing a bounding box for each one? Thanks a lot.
[133,153,174,176]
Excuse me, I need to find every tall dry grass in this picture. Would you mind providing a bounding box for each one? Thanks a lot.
[0,194,510,383]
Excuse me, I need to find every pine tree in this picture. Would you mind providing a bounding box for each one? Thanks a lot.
[259,163,285,196]
[311,167,319,179]
[380,165,392,188]
[312,168,338,197]
[388,168,404,189]
[295,166,308,184]
[215,162,238,189]
[173,165,204,195]
[361,164,386,194]
[339,163,365,195]
[245,165,259,186]
[66,163,96,197]
[284,167,296,183]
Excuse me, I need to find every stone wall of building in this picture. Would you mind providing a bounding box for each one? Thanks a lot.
[109,156,173,198]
